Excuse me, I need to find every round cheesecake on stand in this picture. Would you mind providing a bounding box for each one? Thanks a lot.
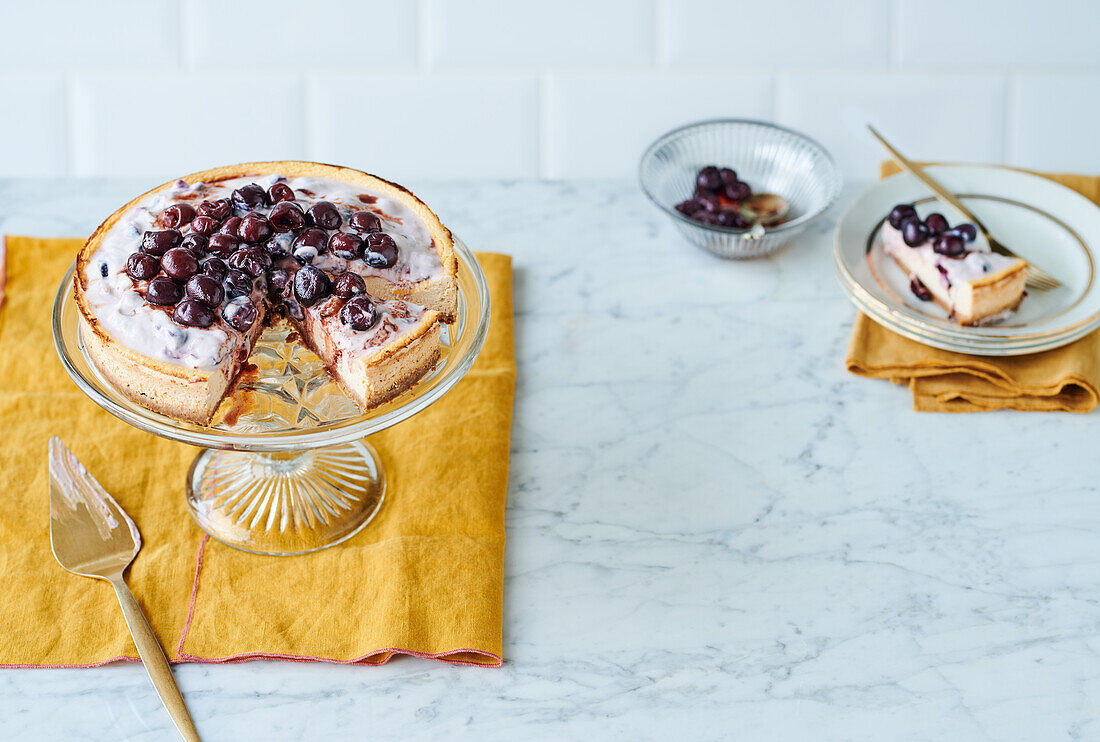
[74,161,460,425]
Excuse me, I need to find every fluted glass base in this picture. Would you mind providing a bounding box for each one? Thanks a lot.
[186,441,385,556]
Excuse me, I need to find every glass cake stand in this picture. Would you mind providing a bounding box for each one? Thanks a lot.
[52,237,490,556]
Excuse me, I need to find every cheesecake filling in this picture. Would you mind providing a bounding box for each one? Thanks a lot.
[882,223,1019,292]
[82,174,444,369]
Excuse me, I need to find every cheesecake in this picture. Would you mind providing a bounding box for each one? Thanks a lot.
[881,203,1027,325]
[74,162,459,425]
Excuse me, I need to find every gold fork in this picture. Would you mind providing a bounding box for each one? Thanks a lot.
[867,125,1061,291]
[49,437,201,742]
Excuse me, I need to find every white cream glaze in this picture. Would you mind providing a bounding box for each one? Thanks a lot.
[882,223,1020,289]
[81,174,443,369]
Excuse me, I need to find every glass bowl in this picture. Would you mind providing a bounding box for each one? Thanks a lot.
[53,236,490,555]
[639,118,843,259]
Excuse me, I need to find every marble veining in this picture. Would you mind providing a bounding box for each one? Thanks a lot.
[1,179,1098,741]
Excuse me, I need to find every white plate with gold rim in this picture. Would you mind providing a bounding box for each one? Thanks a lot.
[834,164,1100,355]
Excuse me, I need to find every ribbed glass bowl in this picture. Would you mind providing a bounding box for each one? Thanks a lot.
[640,119,843,259]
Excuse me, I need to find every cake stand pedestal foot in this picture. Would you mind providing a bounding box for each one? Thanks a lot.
[185,440,385,556]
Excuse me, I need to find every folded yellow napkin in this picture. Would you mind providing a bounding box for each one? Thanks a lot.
[845,164,1100,413]
[0,236,515,667]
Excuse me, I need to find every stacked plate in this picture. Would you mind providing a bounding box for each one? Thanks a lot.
[835,164,1100,356]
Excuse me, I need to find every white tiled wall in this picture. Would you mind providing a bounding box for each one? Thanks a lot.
[1,0,1097,182]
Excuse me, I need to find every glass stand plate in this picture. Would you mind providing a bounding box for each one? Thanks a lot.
[54,237,490,555]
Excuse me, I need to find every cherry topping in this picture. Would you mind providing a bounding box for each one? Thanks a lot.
[364,232,398,268]
[933,233,966,258]
[924,213,948,237]
[198,199,232,221]
[268,182,295,204]
[696,194,720,212]
[330,232,364,260]
[266,268,290,293]
[339,296,377,331]
[264,233,293,259]
[190,214,220,236]
[956,223,977,242]
[185,274,225,308]
[237,212,273,244]
[228,247,271,277]
[268,201,306,232]
[161,247,200,281]
[724,181,751,201]
[173,299,216,328]
[162,203,196,228]
[126,252,160,281]
[350,211,382,233]
[292,228,329,262]
[180,233,208,257]
[146,276,183,305]
[716,210,746,228]
[902,219,929,247]
[888,204,917,229]
[306,201,341,230]
[207,233,239,257]
[675,199,703,216]
[200,257,228,281]
[223,296,259,331]
[333,271,366,298]
[910,277,933,301]
[293,265,331,307]
[141,229,182,256]
[223,269,254,299]
[231,183,267,212]
[217,216,243,236]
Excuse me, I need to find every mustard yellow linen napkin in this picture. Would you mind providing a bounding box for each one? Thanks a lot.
[845,164,1100,413]
[0,236,515,667]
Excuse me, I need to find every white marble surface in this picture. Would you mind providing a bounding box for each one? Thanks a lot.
[2,178,1099,741]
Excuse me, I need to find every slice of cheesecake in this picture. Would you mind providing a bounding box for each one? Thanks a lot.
[74,161,458,425]
[881,204,1027,325]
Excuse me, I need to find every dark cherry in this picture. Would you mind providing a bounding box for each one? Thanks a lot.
[697,194,721,213]
[902,219,929,247]
[888,203,917,229]
[715,210,746,228]
[724,181,751,201]
[141,229,182,256]
[306,201,341,230]
[330,232,364,260]
[924,213,949,237]
[956,223,977,242]
[293,265,331,307]
[910,277,933,301]
[185,274,225,308]
[231,183,267,212]
[222,296,259,331]
[228,247,271,277]
[363,232,398,268]
[162,203,196,228]
[696,166,721,193]
[217,216,243,236]
[268,182,295,204]
[339,296,377,331]
[264,233,294,259]
[160,247,200,281]
[675,199,703,216]
[198,199,232,221]
[933,233,967,258]
[173,299,216,328]
[200,257,228,281]
[350,211,381,233]
[180,232,208,257]
[146,276,183,305]
[292,228,329,262]
[207,233,239,257]
[268,202,306,232]
[126,252,160,281]
[237,212,273,244]
[266,268,290,293]
[223,269,255,299]
[190,214,220,236]
[333,271,366,299]
[719,168,738,186]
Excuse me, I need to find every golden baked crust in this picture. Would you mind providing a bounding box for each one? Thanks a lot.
[73,161,457,425]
